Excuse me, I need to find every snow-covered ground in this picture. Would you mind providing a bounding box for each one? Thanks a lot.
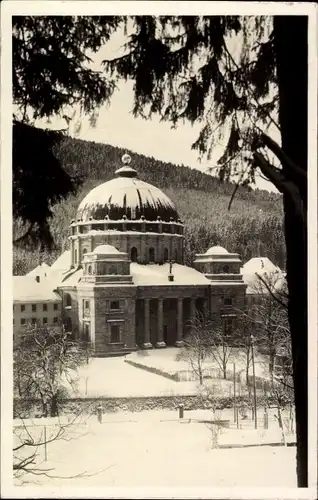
[14,409,297,489]
[66,348,270,398]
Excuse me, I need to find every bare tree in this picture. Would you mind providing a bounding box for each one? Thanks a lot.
[209,314,235,380]
[245,271,290,386]
[14,326,88,417]
[176,313,212,385]
[13,404,110,484]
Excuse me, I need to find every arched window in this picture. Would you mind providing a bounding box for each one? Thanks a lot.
[131,247,138,263]
[65,293,72,307]
[74,249,77,264]
[109,265,117,275]
[164,248,169,262]
[149,247,155,263]
[88,265,92,275]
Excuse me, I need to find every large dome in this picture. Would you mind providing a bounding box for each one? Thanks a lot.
[77,158,179,223]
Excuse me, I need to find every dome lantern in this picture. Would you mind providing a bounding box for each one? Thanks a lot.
[115,153,137,178]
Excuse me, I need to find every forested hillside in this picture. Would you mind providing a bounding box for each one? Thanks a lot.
[13,133,285,275]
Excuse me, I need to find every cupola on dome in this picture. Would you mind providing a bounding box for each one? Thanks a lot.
[77,154,179,223]
[92,245,120,255]
[205,245,229,255]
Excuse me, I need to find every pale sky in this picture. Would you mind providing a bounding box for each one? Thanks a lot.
[34,21,279,193]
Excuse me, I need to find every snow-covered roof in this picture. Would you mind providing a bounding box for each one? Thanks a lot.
[50,250,71,272]
[241,257,281,275]
[130,263,210,286]
[205,246,228,255]
[241,258,284,295]
[76,161,179,223]
[59,268,83,287]
[26,262,50,278]
[13,276,61,302]
[92,244,121,255]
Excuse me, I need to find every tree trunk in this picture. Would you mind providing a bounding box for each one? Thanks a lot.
[50,394,59,417]
[223,361,227,379]
[273,16,308,487]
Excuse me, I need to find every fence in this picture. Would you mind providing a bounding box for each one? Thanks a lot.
[176,367,272,392]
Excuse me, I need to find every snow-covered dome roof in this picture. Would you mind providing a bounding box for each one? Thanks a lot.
[92,244,120,255]
[242,257,281,275]
[205,245,229,255]
[77,154,179,223]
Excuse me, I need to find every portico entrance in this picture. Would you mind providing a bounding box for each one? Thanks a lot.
[136,296,208,349]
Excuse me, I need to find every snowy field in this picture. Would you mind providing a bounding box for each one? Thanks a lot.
[69,348,270,398]
[14,409,297,489]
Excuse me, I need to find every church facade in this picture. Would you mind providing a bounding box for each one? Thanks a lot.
[55,154,247,357]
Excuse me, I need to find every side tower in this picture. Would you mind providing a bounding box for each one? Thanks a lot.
[193,246,246,326]
[77,244,136,356]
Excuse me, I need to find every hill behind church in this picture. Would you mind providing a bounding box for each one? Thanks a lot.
[13,133,285,275]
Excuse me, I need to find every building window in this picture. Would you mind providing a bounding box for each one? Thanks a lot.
[223,317,234,335]
[84,300,90,311]
[43,304,47,312]
[130,247,138,263]
[53,317,58,324]
[65,317,72,332]
[20,318,25,325]
[84,323,90,341]
[13,304,15,313]
[110,300,120,311]
[31,317,37,325]
[88,265,92,275]
[109,265,117,275]
[164,248,169,262]
[32,304,36,312]
[65,294,72,307]
[21,304,25,312]
[149,247,155,262]
[13,318,15,326]
[110,324,120,343]
[74,248,78,264]
[174,248,178,262]
[43,317,48,325]
[54,303,58,311]
[224,297,232,306]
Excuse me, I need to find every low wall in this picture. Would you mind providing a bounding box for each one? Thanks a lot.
[13,394,283,419]
[124,359,179,381]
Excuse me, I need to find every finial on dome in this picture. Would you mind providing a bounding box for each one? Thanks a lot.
[121,153,131,165]
[115,153,137,178]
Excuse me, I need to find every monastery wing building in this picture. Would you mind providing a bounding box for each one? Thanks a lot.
[14,154,250,356]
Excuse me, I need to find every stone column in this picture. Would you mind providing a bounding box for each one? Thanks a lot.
[156,298,166,348]
[190,298,196,331]
[175,298,184,347]
[142,299,152,349]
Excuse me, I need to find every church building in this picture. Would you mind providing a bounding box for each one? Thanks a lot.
[53,154,247,356]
